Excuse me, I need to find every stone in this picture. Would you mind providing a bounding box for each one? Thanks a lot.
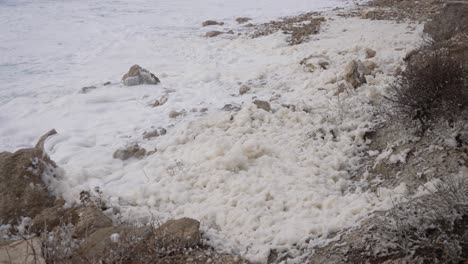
[343,60,367,88]
[143,129,161,140]
[253,100,271,112]
[0,130,57,225]
[169,110,183,118]
[202,20,224,27]
[222,104,241,112]
[235,17,252,24]
[334,82,348,96]
[154,218,201,249]
[73,207,113,238]
[363,60,378,73]
[30,205,79,234]
[239,85,251,95]
[81,86,97,93]
[122,65,160,86]
[205,31,223,38]
[152,99,160,107]
[318,60,330,69]
[0,238,45,264]
[365,48,376,59]
[103,81,111,86]
[113,144,147,160]
[361,9,385,20]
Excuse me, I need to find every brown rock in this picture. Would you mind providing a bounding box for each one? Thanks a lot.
[365,48,376,59]
[363,60,378,73]
[239,85,251,95]
[0,130,57,225]
[205,31,224,38]
[30,205,79,234]
[122,65,160,86]
[113,144,147,160]
[361,9,385,20]
[253,100,271,112]
[154,218,201,249]
[235,17,252,24]
[202,20,224,27]
[73,207,113,238]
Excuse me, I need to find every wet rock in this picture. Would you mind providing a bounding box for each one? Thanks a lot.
[122,65,160,86]
[73,207,113,238]
[334,82,349,96]
[0,238,45,264]
[103,81,111,86]
[239,85,251,95]
[169,110,183,118]
[205,31,224,38]
[363,60,378,73]
[365,48,376,59]
[253,100,271,112]
[143,128,166,140]
[343,60,367,88]
[81,86,97,93]
[0,130,57,225]
[113,144,147,160]
[235,17,252,24]
[318,60,330,69]
[222,104,241,112]
[154,218,201,249]
[202,20,224,27]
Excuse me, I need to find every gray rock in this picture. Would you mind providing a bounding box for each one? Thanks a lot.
[202,20,224,27]
[239,85,251,95]
[122,65,160,86]
[205,31,223,38]
[169,110,183,118]
[253,100,271,112]
[235,17,252,24]
[113,144,147,160]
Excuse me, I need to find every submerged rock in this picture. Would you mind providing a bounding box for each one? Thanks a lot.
[113,144,147,160]
[235,17,252,24]
[205,31,224,38]
[202,20,224,27]
[253,100,271,112]
[122,65,160,86]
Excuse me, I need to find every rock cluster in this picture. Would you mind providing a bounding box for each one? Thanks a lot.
[122,64,160,86]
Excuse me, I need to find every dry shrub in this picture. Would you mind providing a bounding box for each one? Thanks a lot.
[373,175,468,263]
[386,49,468,135]
[41,223,79,264]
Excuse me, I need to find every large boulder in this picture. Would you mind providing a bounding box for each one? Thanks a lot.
[122,65,160,86]
[0,130,58,225]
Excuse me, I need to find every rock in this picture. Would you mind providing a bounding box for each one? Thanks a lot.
[205,31,223,38]
[154,218,201,250]
[143,128,166,140]
[152,99,160,107]
[343,60,367,88]
[81,86,97,93]
[318,60,330,69]
[72,225,153,263]
[113,144,147,160]
[361,9,385,20]
[239,85,251,95]
[304,63,317,73]
[122,65,160,86]
[253,100,271,112]
[0,130,57,225]
[365,48,376,59]
[169,110,183,118]
[103,81,111,86]
[235,17,252,24]
[202,20,224,27]
[363,60,378,73]
[30,205,79,234]
[222,104,241,112]
[0,238,45,264]
[73,207,113,238]
[244,23,255,27]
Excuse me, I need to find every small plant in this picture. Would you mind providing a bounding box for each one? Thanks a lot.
[386,50,467,135]
[79,187,108,210]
